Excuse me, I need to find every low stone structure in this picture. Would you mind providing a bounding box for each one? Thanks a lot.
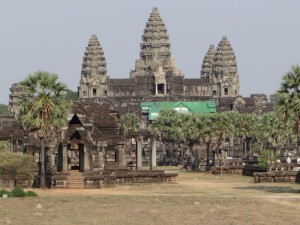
[50,170,177,189]
[253,171,300,183]
[0,101,178,188]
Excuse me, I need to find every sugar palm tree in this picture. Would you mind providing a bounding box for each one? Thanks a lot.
[198,113,216,170]
[152,109,181,161]
[236,113,258,158]
[17,71,70,188]
[275,65,300,155]
[120,113,141,135]
[259,112,288,155]
[120,113,141,160]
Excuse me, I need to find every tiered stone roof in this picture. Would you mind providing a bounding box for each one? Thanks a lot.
[140,7,171,60]
[200,45,216,79]
[81,34,107,81]
[213,36,237,77]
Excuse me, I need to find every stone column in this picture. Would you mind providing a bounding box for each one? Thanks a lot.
[62,144,68,172]
[151,138,157,170]
[48,145,56,171]
[118,142,127,169]
[137,137,143,170]
[99,146,104,170]
[84,146,90,171]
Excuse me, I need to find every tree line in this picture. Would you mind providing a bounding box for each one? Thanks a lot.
[120,65,300,168]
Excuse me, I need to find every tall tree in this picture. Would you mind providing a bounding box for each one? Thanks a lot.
[198,114,216,170]
[17,71,70,188]
[120,113,141,135]
[152,109,181,160]
[259,112,292,155]
[120,113,141,160]
[0,151,37,188]
[275,65,300,155]
[236,113,258,158]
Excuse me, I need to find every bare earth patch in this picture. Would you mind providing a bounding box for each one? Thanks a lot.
[1,171,300,225]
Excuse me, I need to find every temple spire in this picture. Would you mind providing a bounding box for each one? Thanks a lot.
[79,34,108,98]
[213,36,237,77]
[81,34,107,79]
[200,44,216,79]
[130,7,181,79]
[140,7,171,60]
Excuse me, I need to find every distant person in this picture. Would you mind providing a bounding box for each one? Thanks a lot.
[286,156,291,164]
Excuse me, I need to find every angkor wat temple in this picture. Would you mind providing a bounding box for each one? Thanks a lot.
[77,7,271,115]
[1,7,273,188]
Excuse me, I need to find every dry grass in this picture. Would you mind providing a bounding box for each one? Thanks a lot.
[1,171,300,225]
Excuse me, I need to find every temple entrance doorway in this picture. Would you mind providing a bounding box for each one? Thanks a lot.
[68,143,85,172]
[157,83,165,95]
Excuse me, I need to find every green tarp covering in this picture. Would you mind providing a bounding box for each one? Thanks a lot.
[141,100,216,120]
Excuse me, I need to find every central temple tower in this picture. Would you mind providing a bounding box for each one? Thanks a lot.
[130,7,182,96]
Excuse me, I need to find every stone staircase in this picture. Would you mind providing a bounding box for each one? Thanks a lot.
[66,170,85,189]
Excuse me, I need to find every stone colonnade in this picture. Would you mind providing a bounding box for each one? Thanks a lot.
[49,135,157,172]
[136,136,157,170]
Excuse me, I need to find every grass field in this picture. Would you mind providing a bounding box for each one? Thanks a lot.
[1,171,300,225]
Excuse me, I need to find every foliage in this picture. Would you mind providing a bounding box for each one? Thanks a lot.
[17,71,71,188]
[17,71,71,138]
[0,151,37,187]
[275,65,300,136]
[25,190,38,197]
[257,149,278,170]
[0,188,13,197]
[120,113,141,135]
[11,185,26,197]
[152,109,182,141]
[0,187,38,198]
[0,140,9,152]
[150,107,296,165]
[0,103,8,116]
[66,89,78,101]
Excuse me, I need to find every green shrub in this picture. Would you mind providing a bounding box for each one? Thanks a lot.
[11,185,26,197]
[257,157,268,169]
[0,188,13,197]
[25,190,38,197]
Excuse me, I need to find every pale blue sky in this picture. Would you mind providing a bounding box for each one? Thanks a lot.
[1,0,300,104]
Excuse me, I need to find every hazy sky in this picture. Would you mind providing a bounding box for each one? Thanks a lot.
[1,0,300,104]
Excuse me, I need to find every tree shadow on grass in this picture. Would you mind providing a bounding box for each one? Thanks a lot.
[234,185,299,193]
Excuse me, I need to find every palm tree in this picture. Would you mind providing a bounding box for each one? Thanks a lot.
[275,65,300,155]
[120,113,141,160]
[259,112,287,155]
[120,113,141,135]
[176,113,202,165]
[152,109,181,162]
[236,113,258,158]
[17,71,70,188]
[198,114,216,170]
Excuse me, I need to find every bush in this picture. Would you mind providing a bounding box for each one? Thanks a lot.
[25,190,38,197]
[0,187,38,198]
[0,188,13,197]
[11,185,26,197]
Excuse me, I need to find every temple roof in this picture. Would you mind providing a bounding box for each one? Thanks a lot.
[81,34,107,79]
[213,36,237,77]
[200,45,216,79]
[140,7,171,60]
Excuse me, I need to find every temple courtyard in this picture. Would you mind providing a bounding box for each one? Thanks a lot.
[1,169,300,225]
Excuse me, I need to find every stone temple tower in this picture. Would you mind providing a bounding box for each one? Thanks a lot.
[78,35,108,98]
[200,36,240,98]
[130,7,182,96]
